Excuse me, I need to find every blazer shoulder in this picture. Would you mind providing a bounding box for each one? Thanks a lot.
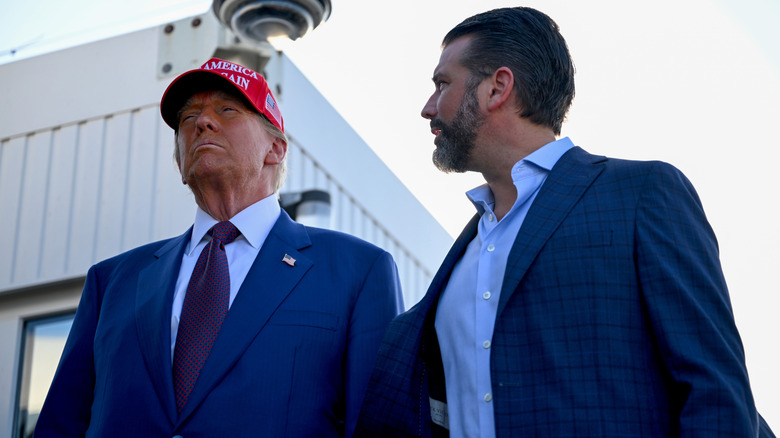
[552,147,700,212]
[271,210,387,257]
[91,230,189,275]
[308,226,383,249]
[568,146,692,190]
[605,157,698,197]
[567,145,684,175]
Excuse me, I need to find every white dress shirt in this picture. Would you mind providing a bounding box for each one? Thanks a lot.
[170,194,281,360]
[434,137,574,437]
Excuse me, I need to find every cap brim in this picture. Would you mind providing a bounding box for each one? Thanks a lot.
[160,70,254,129]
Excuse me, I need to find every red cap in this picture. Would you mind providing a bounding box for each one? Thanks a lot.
[160,57,284,132]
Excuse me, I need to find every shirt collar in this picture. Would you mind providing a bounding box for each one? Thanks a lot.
[465,137,576,214]
[187,194,281,255]
[520,136,575,172]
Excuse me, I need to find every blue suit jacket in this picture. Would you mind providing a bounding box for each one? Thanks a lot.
[357,147,770,437]
[36,211,403,437]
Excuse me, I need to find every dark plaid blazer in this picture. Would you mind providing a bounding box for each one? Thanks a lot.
[356,146,772,437]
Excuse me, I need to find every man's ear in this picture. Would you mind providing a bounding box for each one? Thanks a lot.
[265,137,288,165]
[486,67,514,111]
[174,135,186,183]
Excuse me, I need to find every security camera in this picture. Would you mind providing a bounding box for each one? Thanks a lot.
[212,0,332,45]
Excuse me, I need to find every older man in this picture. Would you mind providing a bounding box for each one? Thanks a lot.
[36,58,403,437]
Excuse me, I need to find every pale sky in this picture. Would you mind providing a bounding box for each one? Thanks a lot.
[2,0,778,429]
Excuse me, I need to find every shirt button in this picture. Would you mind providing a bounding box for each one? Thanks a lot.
[483,340,491,349]
[488,213,494,222]
[487,244,495,252]
[482,291,491,300]
[484,393,493,402]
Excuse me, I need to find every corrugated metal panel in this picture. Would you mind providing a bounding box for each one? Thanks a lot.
[0,136,26,284]
[0,107,182,290]
[0,105,433,305]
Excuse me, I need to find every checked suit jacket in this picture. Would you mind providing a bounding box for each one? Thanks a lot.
[36,210,403,438]
[356,146,771,437]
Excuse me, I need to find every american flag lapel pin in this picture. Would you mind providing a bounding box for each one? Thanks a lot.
[282,254,296,267]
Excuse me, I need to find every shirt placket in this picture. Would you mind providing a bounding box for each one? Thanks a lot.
[474,211,500,435]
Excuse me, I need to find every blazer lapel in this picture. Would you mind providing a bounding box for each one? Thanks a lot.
[136,229,191,425]
[176,212,313,424]
[421,214,480,311]
[496,147,607,316]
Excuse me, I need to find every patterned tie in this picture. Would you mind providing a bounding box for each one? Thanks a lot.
[173,221,240,412]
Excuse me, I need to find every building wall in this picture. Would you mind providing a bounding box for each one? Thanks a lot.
[0,106,190,293]
[0,103,435,305]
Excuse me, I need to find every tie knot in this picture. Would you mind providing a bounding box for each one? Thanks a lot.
[211,221,239,245]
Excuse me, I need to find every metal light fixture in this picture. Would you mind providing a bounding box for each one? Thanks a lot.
[212,0,332,45]
[280,190,332,228]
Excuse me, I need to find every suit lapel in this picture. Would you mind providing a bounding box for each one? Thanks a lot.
[135,229,191,425]
[408,214,479,429]
[421,214,480,311]
[177,212,312,423]
[496,147,607,316]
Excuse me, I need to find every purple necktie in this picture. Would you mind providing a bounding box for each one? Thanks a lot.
[173,221,239,412]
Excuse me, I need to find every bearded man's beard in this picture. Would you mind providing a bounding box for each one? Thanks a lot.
[431,81,485,173]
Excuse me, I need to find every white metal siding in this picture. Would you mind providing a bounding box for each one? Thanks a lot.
[1,104,433,306]
[0,106,189,290]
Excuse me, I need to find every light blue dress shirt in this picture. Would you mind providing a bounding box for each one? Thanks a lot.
[170,194,281,360]
[434,137,575,437]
